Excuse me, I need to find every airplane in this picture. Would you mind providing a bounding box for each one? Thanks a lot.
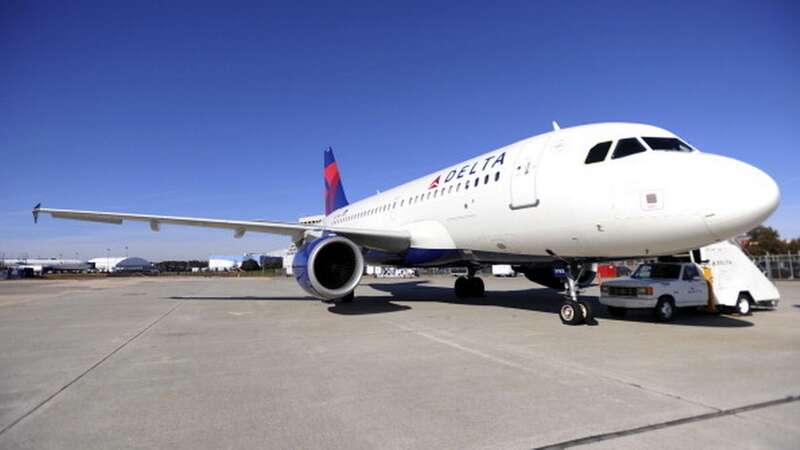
[32,122,780,325]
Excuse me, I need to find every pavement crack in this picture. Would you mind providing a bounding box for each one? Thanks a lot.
[534,394,800,449]
[0,302,181,437]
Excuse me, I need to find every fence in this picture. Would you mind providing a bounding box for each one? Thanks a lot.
[751,254,800,280]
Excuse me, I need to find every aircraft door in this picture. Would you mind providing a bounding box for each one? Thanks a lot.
[509,138,547,209]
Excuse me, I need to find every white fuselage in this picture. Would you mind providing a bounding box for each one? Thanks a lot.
[322,123,779,264]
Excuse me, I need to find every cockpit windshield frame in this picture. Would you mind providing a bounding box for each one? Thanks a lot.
[642,137,694,153]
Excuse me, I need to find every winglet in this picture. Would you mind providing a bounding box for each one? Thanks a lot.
[552,121,560,131]
[32,203,41,224]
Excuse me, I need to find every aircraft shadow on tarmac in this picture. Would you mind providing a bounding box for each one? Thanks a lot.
[362,280,754,327]
[170,279,754,327]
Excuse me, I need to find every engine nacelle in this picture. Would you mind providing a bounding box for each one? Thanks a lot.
[292,235,364,300]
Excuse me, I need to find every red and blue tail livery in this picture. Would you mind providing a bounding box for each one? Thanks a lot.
[324,147,349,215]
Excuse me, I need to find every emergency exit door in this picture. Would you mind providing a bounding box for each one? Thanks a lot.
[509,138,547,209]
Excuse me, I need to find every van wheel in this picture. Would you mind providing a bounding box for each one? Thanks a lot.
[735,294,752,316]
[607,306,627,318]
[654,297,675,322]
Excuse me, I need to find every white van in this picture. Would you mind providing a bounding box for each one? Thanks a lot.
[600,241,780,321]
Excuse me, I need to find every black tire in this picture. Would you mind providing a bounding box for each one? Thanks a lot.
[607,306,627,318]
[559,300,585,325]
[654,296,675,322]
[735,293,752,316]
[455,276,470,298]
[468,277,485,297]
[578,300,593,323]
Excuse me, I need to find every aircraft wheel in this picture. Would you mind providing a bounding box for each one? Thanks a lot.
[607,306,627,318]
[468,277,485,297]
[578,300,593,323]
[455,276,470,298]
[559,300,584,325]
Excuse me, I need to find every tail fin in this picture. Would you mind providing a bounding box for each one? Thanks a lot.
[324,147,349,215]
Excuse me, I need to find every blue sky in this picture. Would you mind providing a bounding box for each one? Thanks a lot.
[1,1,797,260]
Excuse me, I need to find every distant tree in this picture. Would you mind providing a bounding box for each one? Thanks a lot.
[188,260,208,269]
[240,259,260,272]
[787,239,800,254]
[745,226,787,255]
[261,256,283,269]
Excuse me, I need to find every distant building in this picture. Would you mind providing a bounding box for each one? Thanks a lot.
[267,246,296,275]
[208,255,246,271]
[207,253,281,271]
[1,258,91,274]
[89,256,153,273]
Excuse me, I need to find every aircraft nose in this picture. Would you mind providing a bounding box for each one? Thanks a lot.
[702,155,780,239]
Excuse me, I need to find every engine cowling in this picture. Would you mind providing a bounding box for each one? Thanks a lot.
[292,235,364,300]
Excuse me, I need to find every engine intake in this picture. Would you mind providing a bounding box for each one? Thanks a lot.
[293,236,364,299]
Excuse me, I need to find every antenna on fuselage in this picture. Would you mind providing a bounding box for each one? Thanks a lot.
[552,121,561,131]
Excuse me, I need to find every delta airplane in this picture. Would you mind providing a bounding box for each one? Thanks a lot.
[32,122,780,325]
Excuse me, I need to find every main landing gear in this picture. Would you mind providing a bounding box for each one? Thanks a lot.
[558,265,593,326]
[454,267,484,298]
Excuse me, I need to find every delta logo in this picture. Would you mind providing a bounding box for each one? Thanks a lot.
[428,151,506,189]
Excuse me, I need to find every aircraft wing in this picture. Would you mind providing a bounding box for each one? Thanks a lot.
[32,204,410,253]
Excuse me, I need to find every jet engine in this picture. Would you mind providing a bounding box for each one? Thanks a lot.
[292,235,364,300]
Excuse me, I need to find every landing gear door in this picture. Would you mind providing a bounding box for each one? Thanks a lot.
[509,137,547,209]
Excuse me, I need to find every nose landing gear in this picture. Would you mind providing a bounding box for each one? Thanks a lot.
[559,265,594,326]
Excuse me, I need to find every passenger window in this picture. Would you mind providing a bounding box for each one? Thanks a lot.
[495,172,500,182]
[434,190,438,198]
[682,266,697,280]
[612,138,647,159]
[584,141,612,164]
[456,183,461,191]
[474,178,479,187]
[448,186,453,193]
[484,174,489,184]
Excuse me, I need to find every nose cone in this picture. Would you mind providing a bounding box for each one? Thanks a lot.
[702,155,780,240]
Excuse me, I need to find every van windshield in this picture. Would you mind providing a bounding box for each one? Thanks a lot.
[632,263,681,280]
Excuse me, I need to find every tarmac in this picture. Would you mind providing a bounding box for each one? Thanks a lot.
[0,276,798,449]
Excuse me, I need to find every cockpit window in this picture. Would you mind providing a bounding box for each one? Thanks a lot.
[584,141,612,164]
[611,138,647,159]
[642,137,693,152]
